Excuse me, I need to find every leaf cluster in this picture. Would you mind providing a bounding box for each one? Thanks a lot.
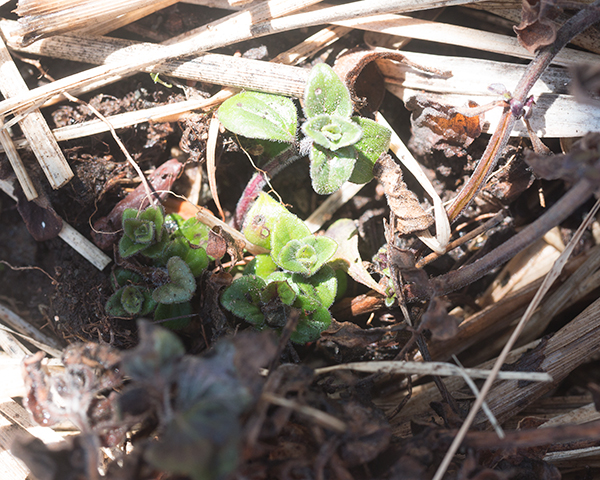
[106,205,214,328]
[221,193,339,343]
[217,63,391,195]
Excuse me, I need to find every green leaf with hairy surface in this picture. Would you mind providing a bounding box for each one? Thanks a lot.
[261,279,296,306]
[111,268,142,290]
[123,205,164,243]
[325,219,386,294]
[161,237,209,277]
[268,212,311,261]
[242,192,294,249]
[302,114,363,151]
[244,254,277,279]
[178,217,210,248]
[120,285,145,315]
[348,117,392,184]
[154,302,192,330]
[304,63,352,119]
[119,206,166,258]
[300,265,337,308]
[221,275,266,326]
[276,235,337,276]
[309,144,357,195]
[290,294,332,344]
[218,91,297,143]
[152,256,196,304]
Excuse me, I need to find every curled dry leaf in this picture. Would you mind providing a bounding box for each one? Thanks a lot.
[514,0,560,53]
[525,132,600,183]
[570,63,600,107]
[333,47,451,117]
[420,297,458,341]
[406,96,483,159]
[15,185,63,241]
[325,218,386,295]
[373,153,434,235]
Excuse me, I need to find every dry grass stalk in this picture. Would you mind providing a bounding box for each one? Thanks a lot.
[0,122,37,201]
[380,50,600,138]
[434,196,600,479]
[0,35,73,189]
[336,13,597,67]
[315,360,552,382]
[0,303,62,358]
[468,1,600,55]
[16,0,180,43]
[0,0,483,122]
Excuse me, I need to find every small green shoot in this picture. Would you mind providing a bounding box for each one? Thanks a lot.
[217,63,391,196]
[223,193,339,343]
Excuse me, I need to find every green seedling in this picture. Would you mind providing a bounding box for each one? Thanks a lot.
[107,206,212,329]
[119,205,167,258]
[106,284,157,317]
[217,63,391,197]
[244,193,337,277]
[153,256,196,305]
[222,193,339,343]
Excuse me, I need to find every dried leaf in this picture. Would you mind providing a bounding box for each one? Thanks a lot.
[15,185,62,241]
[334,48,451,116]
[525,132,600,183]
[514,0,560,53]
[406,96,482,159]
[420,297,458,341]
[570,63,600,107]
[325,218,386,294]
[373,154,434,235]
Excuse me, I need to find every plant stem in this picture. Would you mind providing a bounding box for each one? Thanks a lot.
[234,145,302,228]
[432,177,596,297]
[446,0,600,222]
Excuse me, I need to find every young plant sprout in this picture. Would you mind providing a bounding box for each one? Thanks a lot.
[221,193,339,344]
[217,62,391,218]
[105,205,213,329]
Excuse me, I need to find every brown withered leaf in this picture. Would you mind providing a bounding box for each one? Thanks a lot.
[406,96,483,159]
[514,0,560,53]
[334,48,451,116]
[420,297,458,341]
[525,132,600,183]
[14,184,63,241]
[373,154,434,235]
[570,63,600,107]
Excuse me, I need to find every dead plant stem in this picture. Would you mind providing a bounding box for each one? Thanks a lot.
[433,3,600,477]
[446,0,600,222]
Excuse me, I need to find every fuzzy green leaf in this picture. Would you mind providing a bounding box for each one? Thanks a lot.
[242,193,295,249]
[304,63,352,119]
[290,294,332,344]
[302,114,363,151]
[309,144,357,195]
[276,235,336,276]
[261,279,297,306]
[221,275,266,326]
[349,117,391,184]
[118,234,150,258]
[244,254,278,279]
[218,91,297,143]
[269,213,311,260]
[152,256,196,304]
[154,302,192,330]
[301,265,337,308]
